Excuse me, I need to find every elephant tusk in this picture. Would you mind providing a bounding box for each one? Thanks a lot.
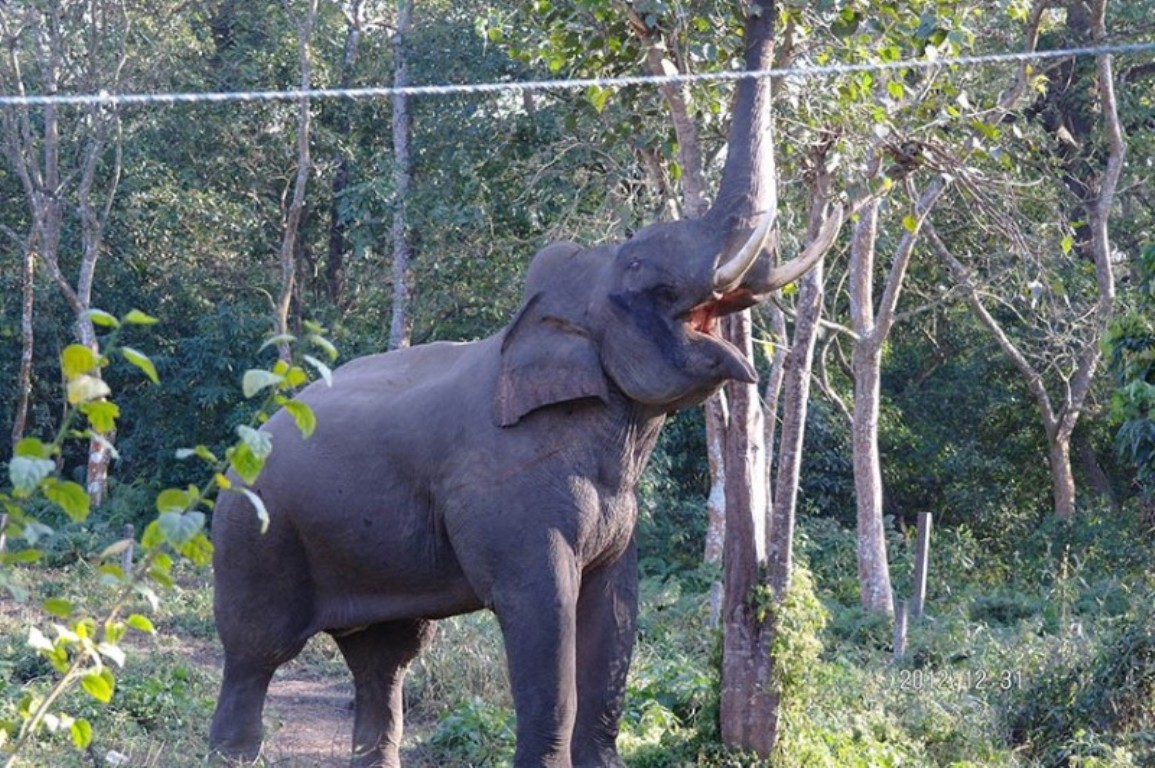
[712,208,777,293]
[763,204,845,290]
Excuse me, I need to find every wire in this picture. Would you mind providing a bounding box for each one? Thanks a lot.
[0,41,1151,108]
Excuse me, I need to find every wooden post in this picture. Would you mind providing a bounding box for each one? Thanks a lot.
[121,524,135,574]
[0,513,7,555]
[893,598,908,661]
[911,512,932,619]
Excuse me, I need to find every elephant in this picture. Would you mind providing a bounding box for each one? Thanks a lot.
[207,205,822,768]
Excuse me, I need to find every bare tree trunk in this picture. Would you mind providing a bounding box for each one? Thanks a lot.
[387,0,413,351]
[719,310,776,755]
[848,178,946,614]
[325,0,365,308]
[277,0,318,362]
[12,236,35,447]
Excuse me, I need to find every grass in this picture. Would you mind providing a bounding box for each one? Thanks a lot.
[1,510,1153,766]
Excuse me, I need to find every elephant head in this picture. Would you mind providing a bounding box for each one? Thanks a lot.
[495,209,820,426]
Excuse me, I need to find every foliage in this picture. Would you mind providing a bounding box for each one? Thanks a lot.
[1107,244,1155,499]
[0,310,336,763]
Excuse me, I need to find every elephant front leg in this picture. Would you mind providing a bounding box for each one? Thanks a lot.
[571,543,638,768]
[491,546,582,768]
[333,620,435,768]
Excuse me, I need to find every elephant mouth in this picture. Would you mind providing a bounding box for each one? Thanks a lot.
[685,288,760,337]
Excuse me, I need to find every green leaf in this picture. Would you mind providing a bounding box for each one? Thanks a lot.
[14,437,52,459]
[98,642,126,667]
[229,443,264,486]
[586,84,611,113]
[42,479,90,523]
[42,597,73,618]
[1061,233,1075,254]
[307,333,338,361]
[887,80,905,100]
[243,369,285,398]
[70,718,93,750]
[258,333,297,353]
[122,309,158,325]
[67,374,111,405]
[157,511,205,548]
[304,355,334,387]
[126,614,156,634]
[155,488,192,515]
[282,400,317,438]
[238,488,271,534]
[178,530,214,566]
[176,445,218,463]
[121,346,160,384]
[80,400,120,433]
[81,308,119,328]
[902,214,919,233]
[9,456,56,495]
[61,344,99,380]
[237,425,273,459]
[80,668,115,703]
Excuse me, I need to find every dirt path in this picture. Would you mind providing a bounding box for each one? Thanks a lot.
[260,674,355,766]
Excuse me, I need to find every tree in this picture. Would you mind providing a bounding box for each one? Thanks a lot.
[928,0,1126,520]
[0,0,130,506]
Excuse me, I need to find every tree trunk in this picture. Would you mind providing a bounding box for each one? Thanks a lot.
[12,238,35,448]
[719,311,776,755]
[388,0,413,351]
[1047,430,1077,520]
[325,0,364,308]
[277,0,318,362]
[852,337,893,613]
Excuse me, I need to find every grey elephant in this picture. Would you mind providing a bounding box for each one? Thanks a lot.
[208,207,820,767]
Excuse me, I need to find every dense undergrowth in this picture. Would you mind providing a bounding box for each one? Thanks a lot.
[1,502,1151,766]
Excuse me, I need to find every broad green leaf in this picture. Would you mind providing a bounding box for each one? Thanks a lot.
[586,84,610,113]
[887,80,904,100]
[284,366,309,388]
[157,510,205,548]
[141,519,164,549]
[41,479,90,523]
[9,456,55,495]
[178,530,214,566]
[243,369,284,398]
[229,443,264,485]
[122,309,158,325]
[283,400,316,438]
[67,374,111,405]
[239,488,271,534]
[126,614,156,633]
[70,718,93,750]
[82,308,119,328]
[236,425,273,459]
[121,346,160,384]
[61,344,99,379]
[304,355,334,387]
[1061,233,1075,254]
[155,488,192,515]
[176,445,218,463]
[81,668,115,703]
[14,437,51,458]
[902,215,919,233]
[3,548,41,565]
[97,642,126,667]
[80,400,120,433]
[42,597,73,619]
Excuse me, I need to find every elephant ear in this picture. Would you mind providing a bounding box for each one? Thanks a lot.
[494,293,609,427]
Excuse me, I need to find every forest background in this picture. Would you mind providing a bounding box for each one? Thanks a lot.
[1,0,1154,765]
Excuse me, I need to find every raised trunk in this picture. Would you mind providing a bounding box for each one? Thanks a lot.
[388,0,414,351]
[716,0,780,756]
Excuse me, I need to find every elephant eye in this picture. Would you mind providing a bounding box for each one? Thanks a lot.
[651,284,679,305]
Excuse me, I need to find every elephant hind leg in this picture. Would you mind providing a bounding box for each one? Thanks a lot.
[209,652,293,763]
[333,619,436,768]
